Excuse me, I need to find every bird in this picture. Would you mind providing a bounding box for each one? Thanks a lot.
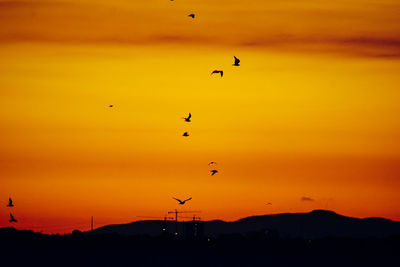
[188,14,195,18]
[208,162,217,165]
[183,132,189,137]
[7,198,14,207]
[233,56,240,66]
[9,213,17,223]
[211,70,223,77]
[173,197,192,205]
[266,203,272,205]
[109,105,113,108]
[183,113,191,122]
[210,170,218,176]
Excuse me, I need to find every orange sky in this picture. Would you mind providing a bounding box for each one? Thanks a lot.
[1,0,400,234]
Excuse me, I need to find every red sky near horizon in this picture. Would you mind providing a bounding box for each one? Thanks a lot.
[1,0,400,234]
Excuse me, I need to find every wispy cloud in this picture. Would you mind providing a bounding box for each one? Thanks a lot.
[239,35,400,58]
[1,0,400,58]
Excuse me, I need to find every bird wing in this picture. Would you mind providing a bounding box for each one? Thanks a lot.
[9,198,12,204]
[10,213,14,219]
[234,56,240,64]
[184,197,192,202]
[211,70,218,75]
[173,197,182,202]
[220,71,223,77]
[188,113,191,119]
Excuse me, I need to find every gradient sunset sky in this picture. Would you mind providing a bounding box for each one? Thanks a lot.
[1,0,400,234]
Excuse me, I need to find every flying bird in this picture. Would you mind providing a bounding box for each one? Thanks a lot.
[208,162,217,166]
[211,70,223,77]
[188,14,195,18]
[183,113,191,122]
[266,203,272,205]
[183,132,189,137]
[173,197,192,205]
[9,213,17,223]
[233,56,240,66]
[210,170,218,176]
[7,198,14,207]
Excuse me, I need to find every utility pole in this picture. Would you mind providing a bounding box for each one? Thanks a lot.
[173,209,178,235]
[167,209,180,235]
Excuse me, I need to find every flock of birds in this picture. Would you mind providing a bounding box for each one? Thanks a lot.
[4,5,267,227]
[169,16,241,206]
[102,6,242,209]
[6,198,17,223]
[211,56,240,77]
[168,12,242,207]
[173,112,220,205]
[170,19,241,206]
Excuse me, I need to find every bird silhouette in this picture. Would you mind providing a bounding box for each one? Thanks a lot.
[188,14,195,18]
[208,162,217,165]
[211,70,223,77]
[183,113,191,122]
[9,213,17,223]
[266,203,272,205]
[233,56,240,66]
[183,132,189,137]
[109,105,113,108]
[210,170,218,176]
[7,198,14,207]
[173,197,192,205]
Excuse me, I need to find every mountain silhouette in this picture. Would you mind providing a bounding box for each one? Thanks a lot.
[87,210,400,238]
[1,212,400,267]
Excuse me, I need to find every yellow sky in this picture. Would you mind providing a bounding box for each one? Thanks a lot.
[0,0,400,233]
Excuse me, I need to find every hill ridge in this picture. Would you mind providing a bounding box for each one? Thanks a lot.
[86,210,400,239]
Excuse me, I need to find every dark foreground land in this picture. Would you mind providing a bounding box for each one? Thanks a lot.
[0,227,399,267]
